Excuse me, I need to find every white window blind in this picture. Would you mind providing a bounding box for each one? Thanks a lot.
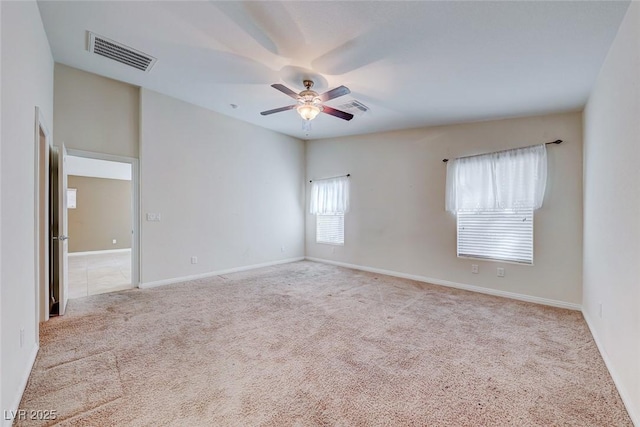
[457,208,533,264]
[316,213,344,245]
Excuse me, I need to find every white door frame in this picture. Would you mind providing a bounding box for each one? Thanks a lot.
[34,107,51,327]
[65,149,141,288]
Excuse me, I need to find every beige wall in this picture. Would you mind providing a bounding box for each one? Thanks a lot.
[139,89,305,285]
[582,2,640,424]
[306,112,583,307]
[54,64,139,158]
[1,0,54,419]
[68,176,132,253]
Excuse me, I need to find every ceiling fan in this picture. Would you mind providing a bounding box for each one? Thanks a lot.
[260,80,354,122]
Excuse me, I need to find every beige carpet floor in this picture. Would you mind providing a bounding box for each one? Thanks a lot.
[18,261,631,426]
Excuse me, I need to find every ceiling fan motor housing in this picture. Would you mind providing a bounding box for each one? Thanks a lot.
[298,80,323,115]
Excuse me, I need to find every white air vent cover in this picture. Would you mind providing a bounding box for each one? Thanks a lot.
[88,32,156,72]
[336,100,369,116]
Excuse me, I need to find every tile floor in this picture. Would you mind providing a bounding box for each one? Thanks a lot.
[68,249,133,299]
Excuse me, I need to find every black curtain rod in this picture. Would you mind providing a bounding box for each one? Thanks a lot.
[309,173,350,183]
[442,140,562,163]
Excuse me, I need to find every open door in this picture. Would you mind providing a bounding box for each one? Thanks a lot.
[50,144,69,316]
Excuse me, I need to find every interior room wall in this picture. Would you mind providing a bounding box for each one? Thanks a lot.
[53,63,139,158]
[306,112,583,307]
[68,175,132,252]
[582,2,640,424]
[0,0,4,415]
[0,1,54,421]
[139,89,305,285]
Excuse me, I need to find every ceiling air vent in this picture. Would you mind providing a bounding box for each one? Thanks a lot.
[88,32,156,72]
[336,100,369,116]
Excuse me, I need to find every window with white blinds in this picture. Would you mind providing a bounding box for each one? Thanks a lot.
[457,208,533,264]
[316,213,344,245]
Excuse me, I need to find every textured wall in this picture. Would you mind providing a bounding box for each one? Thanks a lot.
[54,64,139,158]
[582,2,640,424]
[139,89,305,284]
[1,0,54,420]
[68,176,132,252]
[306,112,583,306]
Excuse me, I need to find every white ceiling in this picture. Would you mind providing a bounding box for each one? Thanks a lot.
[38,1,629,140]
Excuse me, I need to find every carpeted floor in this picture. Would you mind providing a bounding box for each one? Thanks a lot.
[18,261,631,426]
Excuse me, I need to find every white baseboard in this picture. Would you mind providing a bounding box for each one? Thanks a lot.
[305,257,581,311]
[139,257,305,289]
[68,248,131,257]
[4,343,39,427]
[582,310,639,426]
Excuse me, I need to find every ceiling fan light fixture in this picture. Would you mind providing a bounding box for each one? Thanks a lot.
[262,79,353,122]
[297,103,321,121]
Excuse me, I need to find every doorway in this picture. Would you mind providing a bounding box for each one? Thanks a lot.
[65,152,139,299]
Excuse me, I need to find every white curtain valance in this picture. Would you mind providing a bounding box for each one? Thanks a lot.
[445,144,547,214]
[310,176,350,215]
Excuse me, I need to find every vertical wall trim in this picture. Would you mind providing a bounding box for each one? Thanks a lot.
[33,107,51,329]
[0,1,3,413]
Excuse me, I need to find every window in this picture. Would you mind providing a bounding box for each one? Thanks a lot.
[310,175,350,246]
[316,213,344,245]
[457,208,533,264]
[446,144,546,264]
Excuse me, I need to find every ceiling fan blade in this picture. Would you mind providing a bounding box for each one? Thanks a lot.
[271,84,300,100]
[319,85,351,102]
[260,105,296,116]
[321,106,354,121]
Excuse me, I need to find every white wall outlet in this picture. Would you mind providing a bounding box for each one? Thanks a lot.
[281,246,285,253]
[146,213,161,222]
[331,246,335,254]
[191,256,198,264]
[112,239,117,244]
[20,328,24,348]
[497,267,505,277]
[471,264,479,274]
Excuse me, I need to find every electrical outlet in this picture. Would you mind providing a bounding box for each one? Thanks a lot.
[20,328,24,348]
[331,247,335,254]
[281,246,285,253]
[497,267,505,277]
[112,239,117,245]
[146,213,161,222]
[471,264,479,274]
[191,256,198,264]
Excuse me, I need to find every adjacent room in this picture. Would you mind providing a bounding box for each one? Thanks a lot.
[1,1,638,426]
[66,155,134,299]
